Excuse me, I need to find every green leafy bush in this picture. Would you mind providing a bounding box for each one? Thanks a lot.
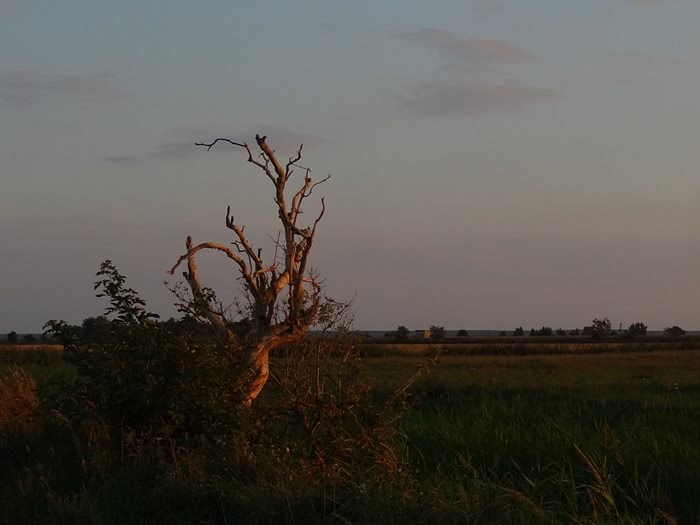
[46,262,245,443]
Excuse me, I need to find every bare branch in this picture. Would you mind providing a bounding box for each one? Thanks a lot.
[169,239,260,300]
[196,137,276,183]
[284,144,304,182]
[194,138,246,150]
[226,206,263,271]
[255,134,287,181]
[169,133,330,406]
[306,174,331,197]
[169,240,244,276]
[312,197,326,235]
[289,174,330,231]
[178,236,231,341]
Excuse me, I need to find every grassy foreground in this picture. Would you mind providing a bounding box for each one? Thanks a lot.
[2,346,699,523]
[369,351,700,522]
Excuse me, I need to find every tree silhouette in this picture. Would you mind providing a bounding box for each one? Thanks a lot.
[591,318,612,340]
[627,322,647,336]
[430,325,445,339]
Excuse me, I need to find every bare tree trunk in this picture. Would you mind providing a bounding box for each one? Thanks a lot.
[168,134,329,406]
[241,344,269,407]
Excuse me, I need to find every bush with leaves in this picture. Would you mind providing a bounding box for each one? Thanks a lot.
[664,325,686,338]
[45,261,419,489]
[46,261,245,443]
[392,325,410,340]
[626,322,648,336]
[590,317,613,340]
[430,325,445,339]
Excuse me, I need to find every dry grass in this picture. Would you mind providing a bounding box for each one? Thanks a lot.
[0,344,63,352]
[364,340,698,357]
[0,365,41,437]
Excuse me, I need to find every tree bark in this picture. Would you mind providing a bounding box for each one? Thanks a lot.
[168,134,329,406]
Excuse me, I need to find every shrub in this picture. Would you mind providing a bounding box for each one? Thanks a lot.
[43,261,416,486]
[430,325,445,339]
[49,318,243,443]
[391,325,410,340]
[591,318,612,340]
[627,322,648,336]
[257,333,410,481]
[45,263,244,443]
[664,325,686,338]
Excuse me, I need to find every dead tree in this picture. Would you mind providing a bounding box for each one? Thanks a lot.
[168,134,329,406]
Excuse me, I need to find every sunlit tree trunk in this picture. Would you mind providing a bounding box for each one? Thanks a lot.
[169,134,329,406]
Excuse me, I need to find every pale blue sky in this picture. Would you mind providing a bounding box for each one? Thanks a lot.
[2,1,699,332]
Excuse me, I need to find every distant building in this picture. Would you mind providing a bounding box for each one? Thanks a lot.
[415,329,430,339]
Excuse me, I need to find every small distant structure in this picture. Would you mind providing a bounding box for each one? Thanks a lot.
[415,329,431,339]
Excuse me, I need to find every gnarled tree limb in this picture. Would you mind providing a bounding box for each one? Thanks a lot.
[169,134,330,406]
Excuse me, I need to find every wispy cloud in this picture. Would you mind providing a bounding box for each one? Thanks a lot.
[150,140,198,159]
[399,80,557,117]
[0,70,120,109]
[398,28,534,64]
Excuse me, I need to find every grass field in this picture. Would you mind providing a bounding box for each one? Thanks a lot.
[2,345,699,523]
[364,351,700,522]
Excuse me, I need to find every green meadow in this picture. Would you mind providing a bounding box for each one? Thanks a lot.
[368,351,700,521]
[2,345,699,524]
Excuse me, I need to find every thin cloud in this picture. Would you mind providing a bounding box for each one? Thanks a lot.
[151,140,197,159]
[398,28,534,64]
[400,80,558,117]
[0,70,120,109]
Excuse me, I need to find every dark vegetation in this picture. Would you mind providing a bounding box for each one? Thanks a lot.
[2,289,700,523]
[1,265,424,524]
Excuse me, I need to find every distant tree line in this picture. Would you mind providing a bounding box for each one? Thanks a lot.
[2,331,38,343]
[380,319,691,341]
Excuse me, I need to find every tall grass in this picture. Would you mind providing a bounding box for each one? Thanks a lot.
[2,349,699,523]
[367,351,700,523]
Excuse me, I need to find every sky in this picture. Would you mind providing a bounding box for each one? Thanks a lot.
[2,0,699,333]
